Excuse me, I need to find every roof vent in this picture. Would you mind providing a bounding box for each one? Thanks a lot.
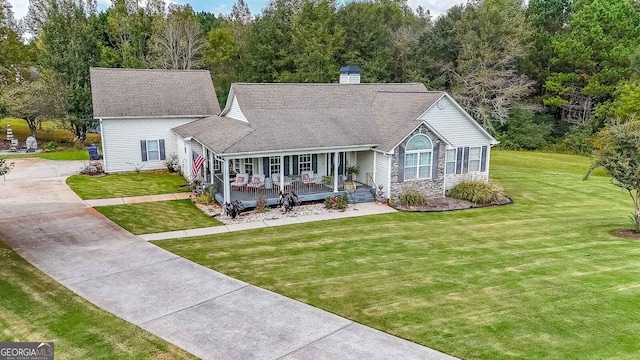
[340,66,361,84]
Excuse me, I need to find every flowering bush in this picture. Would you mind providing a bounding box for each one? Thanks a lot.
[165,153,181,173]
[324,195,349,211]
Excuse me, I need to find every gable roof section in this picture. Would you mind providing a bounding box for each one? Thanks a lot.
[220,83,429,154]
[172,116,253,154]
[419,94,498,147]
[90,68,221,118]
[372,91,445,152]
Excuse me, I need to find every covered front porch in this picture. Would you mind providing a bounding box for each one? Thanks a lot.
[187,141,377,208]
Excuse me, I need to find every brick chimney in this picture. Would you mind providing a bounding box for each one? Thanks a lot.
[339,66,361,84]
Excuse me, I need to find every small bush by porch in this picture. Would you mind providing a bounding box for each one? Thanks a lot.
[67,170,188,200]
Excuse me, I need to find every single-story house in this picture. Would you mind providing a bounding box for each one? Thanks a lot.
[90,67,498,207]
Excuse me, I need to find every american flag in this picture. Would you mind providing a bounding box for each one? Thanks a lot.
[192,151,206,177]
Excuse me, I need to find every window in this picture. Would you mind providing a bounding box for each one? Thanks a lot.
[404,135,432,180]
[146,140,160,161]
[469,147,481,172]
[446,149,456,174]
[244,158,253,176]
[269,156,281,176]
[213,159,221,172]
[298,154,311,173]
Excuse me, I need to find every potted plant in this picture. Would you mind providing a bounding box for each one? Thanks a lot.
[346,165,360,181]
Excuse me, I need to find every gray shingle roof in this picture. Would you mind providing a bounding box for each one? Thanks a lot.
[90,68,221,118]
[172,116,253,154]
[223,83,436,154]
[171,82,450,154]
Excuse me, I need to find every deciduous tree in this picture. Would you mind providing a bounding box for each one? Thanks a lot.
[586,120,640,232]
[1,70,64,137]
[40,0,100,142]
[147,5,205,69]
[451,0,535,131]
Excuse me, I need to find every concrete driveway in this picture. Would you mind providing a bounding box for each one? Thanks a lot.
[0,158,456,360]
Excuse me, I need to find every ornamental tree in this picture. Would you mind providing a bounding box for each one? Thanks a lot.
[585,120,640,232]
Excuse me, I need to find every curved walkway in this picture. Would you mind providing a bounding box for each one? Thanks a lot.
[0,158,456,360]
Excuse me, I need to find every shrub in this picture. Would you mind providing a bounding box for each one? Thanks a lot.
[44,141,57,151]
[0,156,15,180]
[324,195,348,211]
[79,161,103,175]
[165,153,181,173]
[399,189,427,207]
[195,192,213,205]
[449,180,505,205]
[497,109,553,150]
[255,195,269,213]
[550,126,594,155]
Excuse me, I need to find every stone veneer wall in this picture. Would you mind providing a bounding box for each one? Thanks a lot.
[390,124,446,201]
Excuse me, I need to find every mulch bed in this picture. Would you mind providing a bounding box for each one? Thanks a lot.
[611,229,640,239]
[392,195,512,212]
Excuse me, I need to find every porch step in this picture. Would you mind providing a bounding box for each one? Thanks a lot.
[349,187,375,204]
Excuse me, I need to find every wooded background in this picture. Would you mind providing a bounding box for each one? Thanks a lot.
[1,0,639,153]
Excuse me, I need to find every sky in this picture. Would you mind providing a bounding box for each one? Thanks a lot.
[8,0,466,22]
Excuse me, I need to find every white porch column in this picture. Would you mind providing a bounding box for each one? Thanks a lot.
[209,152,214,185]
[333,151,339,193]
[279,155,285,192]
[223,158,231,203]
[186,140,193,180]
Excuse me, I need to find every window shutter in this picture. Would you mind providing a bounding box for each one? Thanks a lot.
[338,152,344,176]
[398,146,405,182]
[432,144,439,179]
[140,140,147,162]
[463,147,470,173]
[293,155,299,175]
[262,157,269,176]
[312,154,318,173]
[284,156,290,176]
[159,140,166,160]
[456,148,463,174]
[480,145,488,172]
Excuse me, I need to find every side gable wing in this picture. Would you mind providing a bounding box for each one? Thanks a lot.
[419,94,498,147]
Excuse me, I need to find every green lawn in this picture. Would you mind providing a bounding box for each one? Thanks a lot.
[155,150,640,360]
[3,150,89,160]
[0,241,195,359]
[67,171,188,199]
[96,199,221,234]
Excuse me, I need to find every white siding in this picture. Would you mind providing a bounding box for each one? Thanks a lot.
[375,152,390,198]
[356,150,374,186]
[316,154,328,177]
[226,95,247,122]
[176,136,187,174]
[101,117,195,173]
[420,96,491,147]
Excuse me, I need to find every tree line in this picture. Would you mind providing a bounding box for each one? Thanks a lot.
[1,0,640,152]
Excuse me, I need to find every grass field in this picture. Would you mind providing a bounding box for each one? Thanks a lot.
[96,199,221,234]
[0,241,195,359]
[155,150,640,360]
[0,118,101,145]
[67,171,188,199]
